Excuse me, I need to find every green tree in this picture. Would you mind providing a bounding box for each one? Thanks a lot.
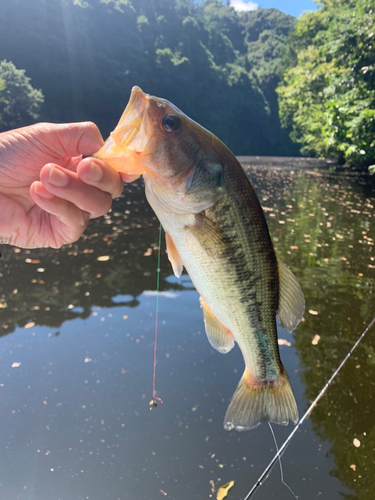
[277,0,375,167]
[0,60,44,131]
[240,8,299,155]
[0,0,297,154]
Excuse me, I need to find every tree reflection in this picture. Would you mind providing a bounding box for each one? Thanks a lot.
[1,161,375,498]
[246,164,375,499]
[0,179,182,334]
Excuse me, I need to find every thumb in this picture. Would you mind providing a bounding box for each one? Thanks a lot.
[30,122,105,158]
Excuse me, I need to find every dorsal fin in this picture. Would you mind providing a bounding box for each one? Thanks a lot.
[276,254,305,333]
[165,232,184,278]
[200,297,235,354]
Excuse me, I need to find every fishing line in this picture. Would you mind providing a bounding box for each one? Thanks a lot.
[267,423,297,499]
[150,224,163,409]
[244,314,375,499]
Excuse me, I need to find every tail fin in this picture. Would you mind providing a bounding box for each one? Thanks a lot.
[223,365,298,431]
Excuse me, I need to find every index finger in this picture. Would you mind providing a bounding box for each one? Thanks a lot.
[27,122,104,158]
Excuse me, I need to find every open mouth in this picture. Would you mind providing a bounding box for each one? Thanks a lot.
[95,86,149,174]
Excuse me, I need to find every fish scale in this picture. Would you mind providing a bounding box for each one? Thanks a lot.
[205,158,281,382]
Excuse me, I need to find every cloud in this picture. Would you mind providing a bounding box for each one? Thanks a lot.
[230,0,259,11]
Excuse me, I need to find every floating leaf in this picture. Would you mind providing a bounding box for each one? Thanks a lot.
[278,339,291,347]
[312,334,320,345]
[97,256,110,261]
[308,310,319,316]
[353,438,361,448]
[24,322,35,329]
[217,481,235,500]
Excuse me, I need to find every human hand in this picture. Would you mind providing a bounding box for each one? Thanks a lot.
[0,122,138,248]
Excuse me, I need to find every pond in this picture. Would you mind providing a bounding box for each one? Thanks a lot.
[0,158,374,500]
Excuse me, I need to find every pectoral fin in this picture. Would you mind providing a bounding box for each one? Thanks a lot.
[276,254,305,333]
[200,297,234,354]
[185,213,231,258]
[165,232,184,278]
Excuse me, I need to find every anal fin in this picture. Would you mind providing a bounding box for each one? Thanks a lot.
[165,232,184,278]
[200,297,234,354]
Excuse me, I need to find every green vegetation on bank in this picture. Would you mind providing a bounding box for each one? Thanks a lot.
[0,0,297,156]
[0,61,44,130]
[0,0,374,168]
[278,0,375,168]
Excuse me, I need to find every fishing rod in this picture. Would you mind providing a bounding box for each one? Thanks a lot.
[244,314,375,499]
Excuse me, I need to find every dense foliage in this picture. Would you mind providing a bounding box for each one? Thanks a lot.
[0,61,44,131]
[0,0,298,155]
[277,0,375,167]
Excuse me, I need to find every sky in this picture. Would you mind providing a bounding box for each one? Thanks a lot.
[229,0,318,18]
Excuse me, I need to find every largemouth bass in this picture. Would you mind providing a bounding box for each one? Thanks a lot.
[96,86,305,431]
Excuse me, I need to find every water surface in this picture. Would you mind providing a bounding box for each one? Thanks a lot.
[0,159,374,500]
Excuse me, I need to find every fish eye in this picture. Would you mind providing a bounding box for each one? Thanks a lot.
[162,114,181,133]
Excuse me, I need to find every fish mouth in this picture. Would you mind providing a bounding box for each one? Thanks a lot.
[95,86,150,175]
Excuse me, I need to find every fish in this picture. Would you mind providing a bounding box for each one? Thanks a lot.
[95,86,305,431]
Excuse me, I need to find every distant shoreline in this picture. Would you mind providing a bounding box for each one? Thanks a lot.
[237,156,338,169]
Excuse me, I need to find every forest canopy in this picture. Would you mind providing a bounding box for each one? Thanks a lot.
[277,0,375,167]
[0,60,44,130]
[0,0,298,156]
[0,0,373,168]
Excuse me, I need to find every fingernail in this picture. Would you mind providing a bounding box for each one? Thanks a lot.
[87,162,103,182]
[34,184,54,199]
[48,167,69,187]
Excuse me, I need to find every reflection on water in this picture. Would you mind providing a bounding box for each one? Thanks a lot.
[0,159,374,499]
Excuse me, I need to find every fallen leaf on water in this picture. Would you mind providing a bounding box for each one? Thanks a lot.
[209,480,215,494]
[350,464,356,471]
[217,481,235,500]
[97,256,110,261]
[24,322,35,329]
[312,334,320,345]
[11,362,21,368]
[308,310,319,316]
[159,490,167,496]
[278,339,291,347]
[353,438,361,448]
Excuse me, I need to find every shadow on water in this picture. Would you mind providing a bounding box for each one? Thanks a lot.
[0,158,374,499]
